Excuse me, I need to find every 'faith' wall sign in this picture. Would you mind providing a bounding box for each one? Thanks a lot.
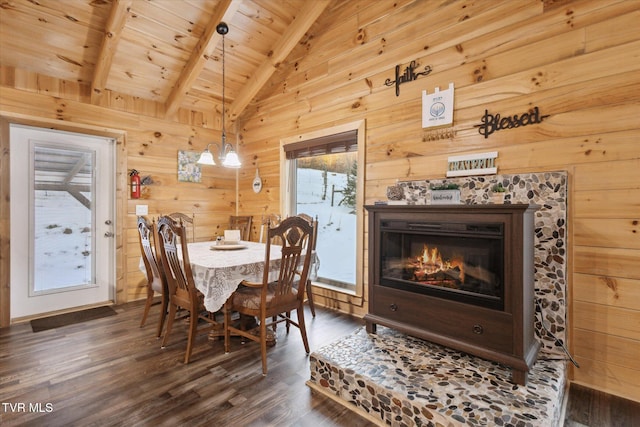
[447,151,498,177]
[385,60,432,96]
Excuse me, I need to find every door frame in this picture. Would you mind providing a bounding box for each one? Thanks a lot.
[0,115,127,326]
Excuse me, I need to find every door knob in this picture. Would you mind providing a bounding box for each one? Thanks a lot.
[104,232,114,237]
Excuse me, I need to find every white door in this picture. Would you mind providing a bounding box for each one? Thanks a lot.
[10,124,115,319]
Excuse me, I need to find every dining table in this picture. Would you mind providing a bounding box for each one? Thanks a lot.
[184,240,318,313]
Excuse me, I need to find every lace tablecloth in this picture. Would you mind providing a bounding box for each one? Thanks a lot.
[140,240,318,313]
[187,241,284,312]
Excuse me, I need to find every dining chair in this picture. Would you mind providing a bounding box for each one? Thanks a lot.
[224,215,315,375]
[258,213,281,243]
[137,216,168,337]
[296,213,318,317]
[229,215,252,241]
[156,215,219,364]
[167,212,195,243]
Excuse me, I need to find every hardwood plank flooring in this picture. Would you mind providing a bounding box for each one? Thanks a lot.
[564,383,640,427]
[1,301,638,426]
[1,301,370,427]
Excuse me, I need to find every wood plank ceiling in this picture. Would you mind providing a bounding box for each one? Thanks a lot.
[0,0,330,122]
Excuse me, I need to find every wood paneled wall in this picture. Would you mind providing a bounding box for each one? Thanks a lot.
[0,69,238,315]
[235,0,640,402]
[0,0,638,403]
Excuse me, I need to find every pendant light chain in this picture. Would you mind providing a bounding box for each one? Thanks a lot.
[221,30,226,143]
[196,21,240,168]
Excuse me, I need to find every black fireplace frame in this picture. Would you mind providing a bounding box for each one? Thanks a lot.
[379,218,505,310]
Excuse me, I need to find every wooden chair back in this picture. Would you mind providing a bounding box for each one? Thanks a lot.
[167,212,195,242]
[138,216,163,294]
[258,213,281,243]
[156,216,196,311]
[156,215,217,363]
[229,215,252,241]
[224,214,315,375]
[297,213,318,251]
[137,216,168,336]
[296,213,318,316]
[265,215,315,307]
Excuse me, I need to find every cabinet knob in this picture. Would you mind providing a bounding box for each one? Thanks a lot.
[389,303,398,312]
[472,324,483,335]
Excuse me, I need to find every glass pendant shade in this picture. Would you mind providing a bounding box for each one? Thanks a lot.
[197,148,216,165]
[222,150,241,168]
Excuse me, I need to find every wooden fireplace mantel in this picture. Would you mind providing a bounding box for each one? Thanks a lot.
[364,203,540,385]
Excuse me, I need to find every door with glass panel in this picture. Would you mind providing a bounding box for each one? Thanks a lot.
[10,124,115,319]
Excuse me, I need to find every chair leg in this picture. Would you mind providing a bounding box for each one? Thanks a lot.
[306,279,316,317]
[184,309,198,364]
[156,294,168,338]
[224,303,231,353]
[296,303,310,354]
[139,288,155,327]
[161,303,177,348]
[260,318,268,376]
[285,311,291,333]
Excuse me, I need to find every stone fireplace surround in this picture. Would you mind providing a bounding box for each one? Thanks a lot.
[393,171,568,353]
[307,172,569,426]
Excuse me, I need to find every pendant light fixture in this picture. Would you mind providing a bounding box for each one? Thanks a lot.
[197,22,241,169]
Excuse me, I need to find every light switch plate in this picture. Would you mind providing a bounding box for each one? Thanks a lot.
[135,204,148,215]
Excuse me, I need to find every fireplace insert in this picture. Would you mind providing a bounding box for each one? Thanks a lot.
[380,219,504,310]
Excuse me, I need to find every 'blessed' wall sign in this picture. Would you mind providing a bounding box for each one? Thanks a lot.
[476,106,549,138]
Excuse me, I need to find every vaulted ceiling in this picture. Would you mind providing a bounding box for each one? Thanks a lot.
[0,0,332,122]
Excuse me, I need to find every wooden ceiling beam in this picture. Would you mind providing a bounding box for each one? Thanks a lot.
[164,0,241,119]
[90,0,133,105]
[228,0,330,123]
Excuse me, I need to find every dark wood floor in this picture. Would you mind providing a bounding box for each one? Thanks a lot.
[1,301,638,426]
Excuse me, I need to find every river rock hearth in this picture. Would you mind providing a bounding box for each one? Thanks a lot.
[308,326,567,427]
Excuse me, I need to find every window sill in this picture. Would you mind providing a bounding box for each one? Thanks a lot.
[311,280,356,296]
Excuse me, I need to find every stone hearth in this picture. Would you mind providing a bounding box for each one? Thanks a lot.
[308,326,567,426]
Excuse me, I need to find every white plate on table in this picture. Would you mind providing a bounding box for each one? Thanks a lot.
[210,244,247,250]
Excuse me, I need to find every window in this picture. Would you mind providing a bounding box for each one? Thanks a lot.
[281,125,363,293]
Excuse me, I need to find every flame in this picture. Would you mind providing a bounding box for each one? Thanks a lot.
[418,246,446,273]
[414,245,465,280]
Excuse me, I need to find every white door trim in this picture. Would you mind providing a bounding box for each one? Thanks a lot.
[9,124,116,319]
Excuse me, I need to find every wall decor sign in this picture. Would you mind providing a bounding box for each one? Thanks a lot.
[446,151,498,177]
[422,83,454,128]
[476,106,549,138]
[252,168,262,193]
[385,60,432,96]
[177,150,202,183]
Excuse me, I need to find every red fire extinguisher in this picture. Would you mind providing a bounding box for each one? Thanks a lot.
[130,169,141,199]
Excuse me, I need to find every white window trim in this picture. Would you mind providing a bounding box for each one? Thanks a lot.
[280,120,365,298]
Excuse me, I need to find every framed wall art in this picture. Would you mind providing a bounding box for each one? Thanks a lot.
[177,150,202,183]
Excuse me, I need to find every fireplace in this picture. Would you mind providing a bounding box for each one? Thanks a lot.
[380,219,505,311]
[365,204,540,385]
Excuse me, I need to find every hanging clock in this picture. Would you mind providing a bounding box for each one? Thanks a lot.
[252,168,262,193]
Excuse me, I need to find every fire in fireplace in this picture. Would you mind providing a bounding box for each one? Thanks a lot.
[380,219,504,310]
